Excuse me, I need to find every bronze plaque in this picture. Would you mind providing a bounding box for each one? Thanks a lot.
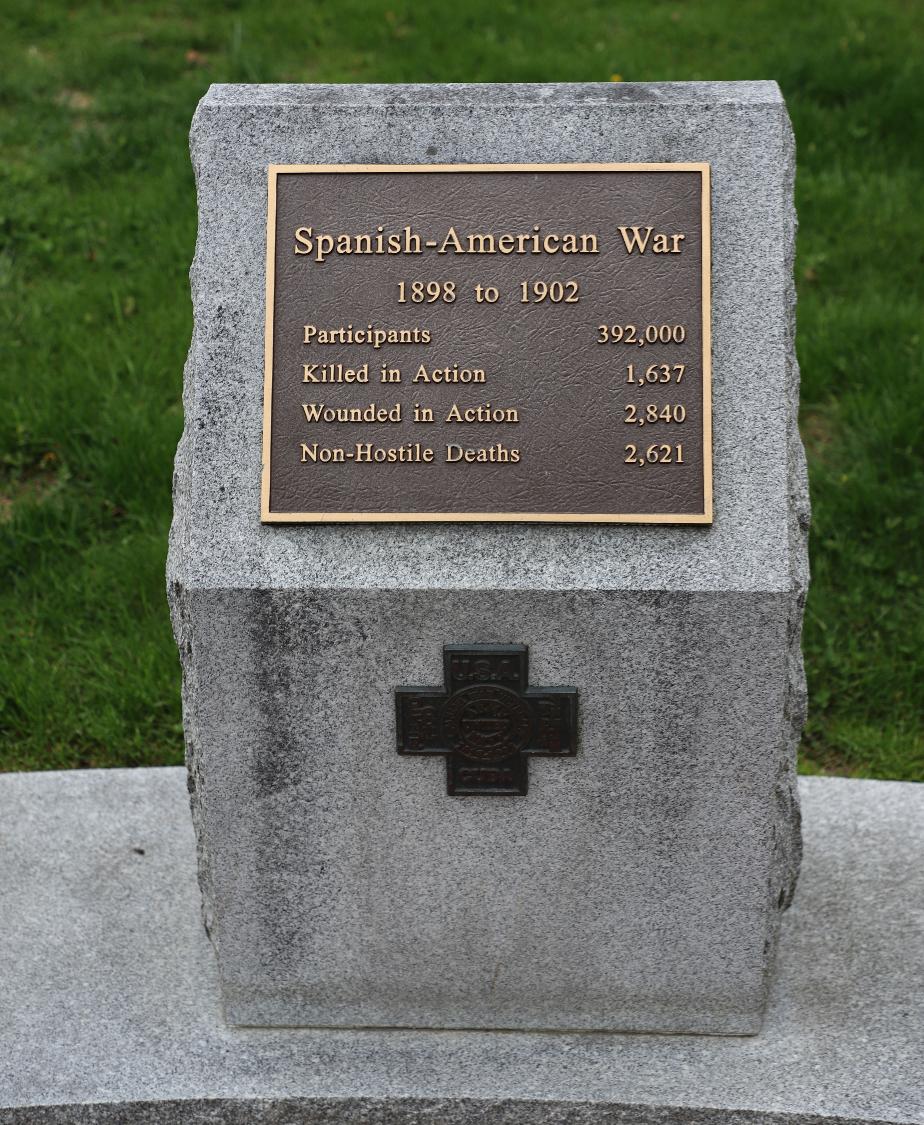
[262,164,711,523]
[396,645,578,796]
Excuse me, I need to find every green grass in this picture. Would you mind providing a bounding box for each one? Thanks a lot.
[1,0,921,777]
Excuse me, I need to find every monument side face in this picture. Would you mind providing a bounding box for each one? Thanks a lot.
[168,82,808,1034]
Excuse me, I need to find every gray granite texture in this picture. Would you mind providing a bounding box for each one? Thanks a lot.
[171,81,807,595]
[1,771,920,1124]
[168,83,809,1032]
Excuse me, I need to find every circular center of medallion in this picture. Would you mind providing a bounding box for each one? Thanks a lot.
[442,685,532,762]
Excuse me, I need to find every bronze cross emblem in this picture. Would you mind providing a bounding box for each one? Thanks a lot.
[396,645,578,796]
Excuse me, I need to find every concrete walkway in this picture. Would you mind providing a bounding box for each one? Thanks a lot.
[0,770,921,1123]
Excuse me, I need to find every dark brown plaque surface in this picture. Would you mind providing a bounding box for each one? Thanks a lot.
[262,164,711,522]
[396,644,578,797]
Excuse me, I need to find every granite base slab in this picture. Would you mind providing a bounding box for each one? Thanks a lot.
[0,769,920,1124]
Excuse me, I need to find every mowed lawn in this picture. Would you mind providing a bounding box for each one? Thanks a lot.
[1,1,922,777]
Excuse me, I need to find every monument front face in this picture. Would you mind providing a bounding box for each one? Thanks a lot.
[170,82,808,1034]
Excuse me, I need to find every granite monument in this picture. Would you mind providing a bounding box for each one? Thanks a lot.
[168,80,808,1035]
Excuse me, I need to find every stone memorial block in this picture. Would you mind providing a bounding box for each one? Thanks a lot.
[169,81,808,1035]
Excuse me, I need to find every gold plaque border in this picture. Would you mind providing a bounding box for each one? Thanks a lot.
[261,163,713,524]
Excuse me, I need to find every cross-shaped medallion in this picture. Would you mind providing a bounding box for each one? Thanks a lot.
[396,645,578,796]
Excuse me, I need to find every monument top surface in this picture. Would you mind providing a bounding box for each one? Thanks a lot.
[172,81,806,593]
[198,80,787,107]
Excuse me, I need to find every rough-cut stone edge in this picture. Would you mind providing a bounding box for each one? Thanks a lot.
[766,100,808,956]
[167,136,214,941]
